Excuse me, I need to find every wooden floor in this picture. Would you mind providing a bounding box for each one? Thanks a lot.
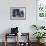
[0,42,46,46]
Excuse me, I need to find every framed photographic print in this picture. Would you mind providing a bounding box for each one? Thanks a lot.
[37,0,46,19]
[10,7,26,20]
[36,0,46,26]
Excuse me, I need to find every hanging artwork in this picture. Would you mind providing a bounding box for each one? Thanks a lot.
[36,0,46,26]
[37,0,46,18]
[10,7,26,20]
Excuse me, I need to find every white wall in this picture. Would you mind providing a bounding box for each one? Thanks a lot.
[0,0,36,42]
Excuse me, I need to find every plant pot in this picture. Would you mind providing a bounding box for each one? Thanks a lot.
[40,39,45,43]
[37,39,45,44]
[37,39,40,43]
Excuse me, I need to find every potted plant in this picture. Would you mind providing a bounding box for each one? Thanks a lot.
[33,32,46,43]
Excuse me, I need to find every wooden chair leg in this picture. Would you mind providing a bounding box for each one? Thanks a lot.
[4,41,7,46]
[4,33,7,46]
[17,34,18,46]
[15,33,18,46]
